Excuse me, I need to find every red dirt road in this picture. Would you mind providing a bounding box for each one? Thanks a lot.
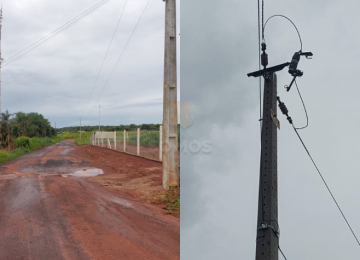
[0,140,179,260]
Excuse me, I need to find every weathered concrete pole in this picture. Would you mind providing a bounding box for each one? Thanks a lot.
[162,0,179,190]
[159,125,163,161]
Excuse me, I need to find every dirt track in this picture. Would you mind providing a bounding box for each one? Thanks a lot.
[0,140,179,260]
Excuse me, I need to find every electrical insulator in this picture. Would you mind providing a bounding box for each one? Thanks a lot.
[261,52,268,68]
[261,42,266,52]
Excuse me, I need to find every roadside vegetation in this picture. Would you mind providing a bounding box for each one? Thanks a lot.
[74,138,90,146]
[163,187,180,215]
[0,111,61,164]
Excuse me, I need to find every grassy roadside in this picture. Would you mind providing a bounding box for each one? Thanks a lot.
[74,138,90,146]
[0,136,63,164]
[163,187,180,215]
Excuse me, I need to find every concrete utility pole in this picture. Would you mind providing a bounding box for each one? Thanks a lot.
[79,118,82,139]
[162,0,179,190]
[0,8,3,123]
[99,105,100,131]
[6,109,9,151]
[255,73,279,260]
[159,125,163,161]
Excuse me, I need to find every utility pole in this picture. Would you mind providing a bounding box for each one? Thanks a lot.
[0,8,3,125]
[162,0,179,190]
[255,73,279,260]
[99,105,100,132]
[79,118,81,139]
[6,109,9,151]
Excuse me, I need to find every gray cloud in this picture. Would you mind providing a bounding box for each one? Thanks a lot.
[181,0,360,259]
[1,0,179,127]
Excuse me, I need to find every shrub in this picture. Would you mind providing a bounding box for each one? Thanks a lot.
[29,137,42,151]
[16,137,30,149]
[0,151,10,164]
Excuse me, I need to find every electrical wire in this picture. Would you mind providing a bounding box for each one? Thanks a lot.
[257,0,262,131]
[292,124,360,247]
[294,80,308,130]
[84,0,152,121]
[80,0,129,118]
[263,14,302,51]
[279,246,288,260]
[95,0,151,100]
[3,0,111,66]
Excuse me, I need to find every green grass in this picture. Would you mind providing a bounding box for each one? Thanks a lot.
[0,137,63,164]
[58,132,91,140]
[164,187,180,214]
[74,138,90,146]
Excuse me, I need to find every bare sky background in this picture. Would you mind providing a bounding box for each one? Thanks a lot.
[1,0,180,128]
[181,0,360,259]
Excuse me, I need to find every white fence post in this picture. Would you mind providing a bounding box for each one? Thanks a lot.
[124,130,126,152]
[107,137,111,149]
[159,125,163,161]
[114,131,116,150]
[137,128,140,156]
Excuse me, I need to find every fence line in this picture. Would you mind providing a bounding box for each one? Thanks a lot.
[90,127,163,161]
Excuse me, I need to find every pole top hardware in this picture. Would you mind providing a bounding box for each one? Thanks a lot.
[286,51,313,91]
[257,223,280,236]
[247,62,290,78]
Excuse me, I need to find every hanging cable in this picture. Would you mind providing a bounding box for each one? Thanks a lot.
[277,97,360,247]
[257,0,262,130]
[84,0,152,121]
[279,245,288,260]
[294,80,308,129]
[80,0,129,118]
[263,14,302,52]
[3,0,111,66]
[292,125,360,247]
[261,0,264,41]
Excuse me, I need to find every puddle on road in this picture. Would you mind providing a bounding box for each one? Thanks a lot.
[60,148,73,156]
[111,197,132,208]
[62,168,104,178]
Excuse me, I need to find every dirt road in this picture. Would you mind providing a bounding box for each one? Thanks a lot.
[0,140,179,260]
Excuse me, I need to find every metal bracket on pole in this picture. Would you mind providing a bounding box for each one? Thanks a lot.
[258,223,280,237]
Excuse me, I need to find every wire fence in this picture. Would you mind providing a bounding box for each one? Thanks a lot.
[89,127,162,161]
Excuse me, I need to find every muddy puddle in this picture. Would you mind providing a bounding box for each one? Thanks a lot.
[62,168,104,178]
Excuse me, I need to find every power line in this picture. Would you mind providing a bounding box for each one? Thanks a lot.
[84,0,152,121]
[294,80,308,130]
[80,0,129,118]
[292,124,360,247]
[263,14,303,51]
[257,0,262,132]
[279,246,288,260]
[95,0,152,100]
[3,0,111,66]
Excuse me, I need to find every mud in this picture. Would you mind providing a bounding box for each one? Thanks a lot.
[0,140,179,260]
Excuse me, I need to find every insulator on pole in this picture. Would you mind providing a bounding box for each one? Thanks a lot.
[261,52,268,68]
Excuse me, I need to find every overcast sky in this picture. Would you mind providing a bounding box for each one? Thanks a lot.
[1,0,179,128]
[181,0,360,259]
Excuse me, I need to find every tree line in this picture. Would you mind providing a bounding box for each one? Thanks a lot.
[0,112,56,148]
